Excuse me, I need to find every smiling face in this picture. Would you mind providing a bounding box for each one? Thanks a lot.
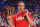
[18,2,25,14]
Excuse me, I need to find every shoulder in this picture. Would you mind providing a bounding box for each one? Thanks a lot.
[13,13,18,18]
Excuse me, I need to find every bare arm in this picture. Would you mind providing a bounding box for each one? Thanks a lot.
[25,9,33,26]
[26,15,33,26]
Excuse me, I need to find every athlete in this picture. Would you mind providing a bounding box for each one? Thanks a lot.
[13,1,33,27]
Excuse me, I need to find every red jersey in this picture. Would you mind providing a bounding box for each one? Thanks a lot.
[13,12,33,27]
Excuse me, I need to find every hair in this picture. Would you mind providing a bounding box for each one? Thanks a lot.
[18,1,25,6]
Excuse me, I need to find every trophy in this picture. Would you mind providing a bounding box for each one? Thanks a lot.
[6,6,15,20]
[6,6,15,27]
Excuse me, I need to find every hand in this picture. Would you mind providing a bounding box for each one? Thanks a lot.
[24,9,28,16]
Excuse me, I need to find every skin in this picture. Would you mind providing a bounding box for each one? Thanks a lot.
[11,2,33,27]
[18,3,25,14]
[18,3,33,26]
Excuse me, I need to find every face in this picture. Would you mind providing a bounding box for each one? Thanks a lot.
[18,3,25,14]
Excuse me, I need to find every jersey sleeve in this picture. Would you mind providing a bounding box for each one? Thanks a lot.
[28,12,33,21]
[13,15,16,26]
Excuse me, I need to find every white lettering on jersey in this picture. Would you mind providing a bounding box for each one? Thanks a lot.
[16,16,24,21]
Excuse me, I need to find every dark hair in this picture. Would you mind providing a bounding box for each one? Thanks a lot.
[18,1,25,6]
[18,1,24,3]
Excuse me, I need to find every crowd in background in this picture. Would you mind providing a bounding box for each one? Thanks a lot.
[0,0,40,27]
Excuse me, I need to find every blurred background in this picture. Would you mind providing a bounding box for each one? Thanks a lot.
[0,0,40,27]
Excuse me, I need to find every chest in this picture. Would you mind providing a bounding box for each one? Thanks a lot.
[16,16,24,21]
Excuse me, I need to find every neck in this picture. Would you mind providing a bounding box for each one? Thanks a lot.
[19,11,23,15]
